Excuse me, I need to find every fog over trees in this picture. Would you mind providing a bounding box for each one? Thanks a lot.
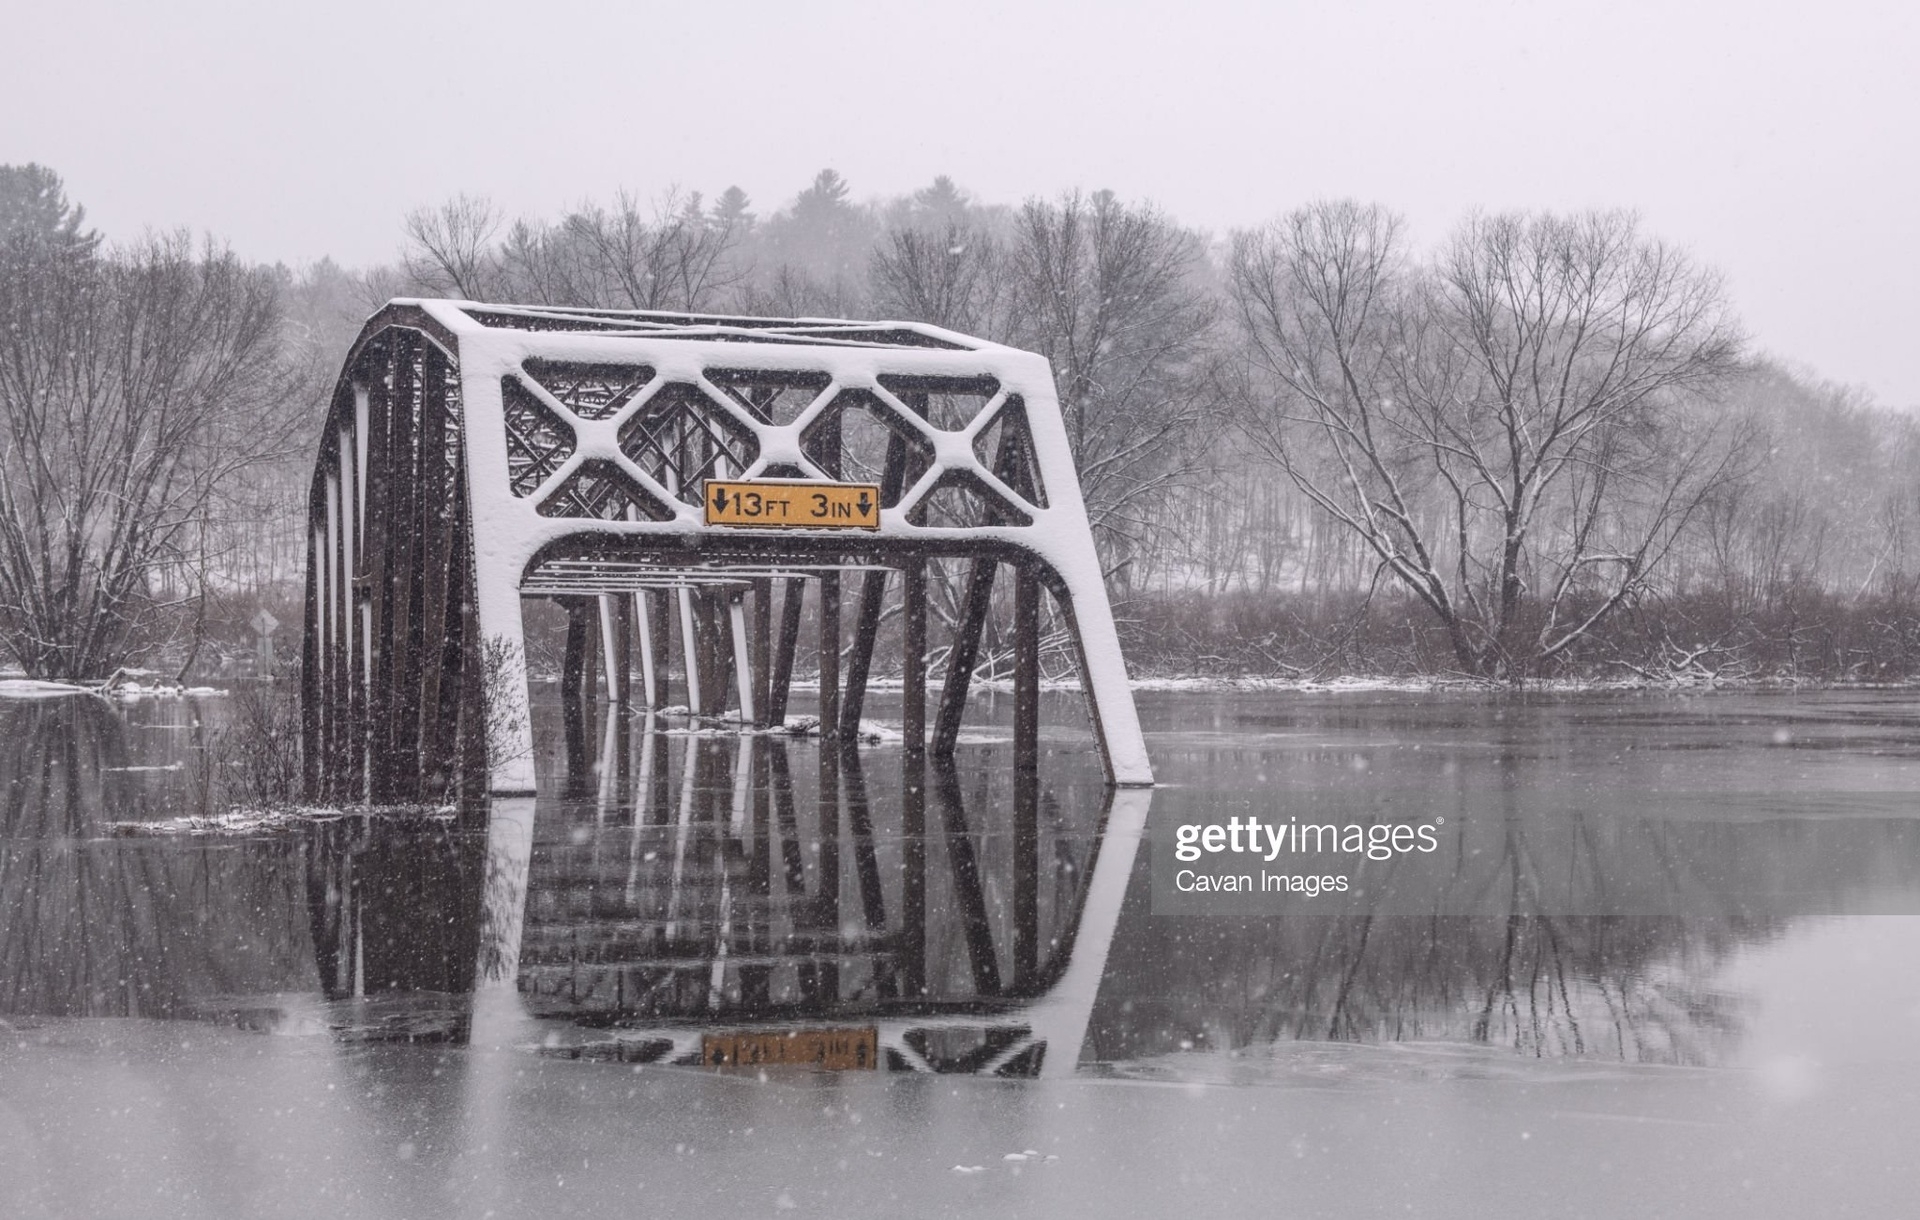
[2,162,1916,683]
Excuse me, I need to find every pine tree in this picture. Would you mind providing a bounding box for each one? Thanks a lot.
[714,186,755,231]
[0,164,99,255]
[913,175,969,222]
[792,169,853,228]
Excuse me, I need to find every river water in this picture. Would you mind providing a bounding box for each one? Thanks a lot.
[2,686,1918,1217]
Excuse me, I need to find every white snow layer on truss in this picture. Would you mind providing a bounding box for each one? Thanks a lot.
[359,300,1153,791]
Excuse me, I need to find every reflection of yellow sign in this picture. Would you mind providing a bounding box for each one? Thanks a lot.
[704,479,881,530]
[702,1027,879,1070]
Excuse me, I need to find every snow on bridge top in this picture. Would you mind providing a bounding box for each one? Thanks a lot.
[457,301,977,350]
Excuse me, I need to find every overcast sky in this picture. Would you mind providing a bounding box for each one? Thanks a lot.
[6,0,1916,405]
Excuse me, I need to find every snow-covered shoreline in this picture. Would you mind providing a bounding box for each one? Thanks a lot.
[0,678,100,699]
[0,672,228,701]
[110,805,456,836]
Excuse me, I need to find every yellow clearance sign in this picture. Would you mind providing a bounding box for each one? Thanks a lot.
[703,479,882,530]
[700,1026,879,1070]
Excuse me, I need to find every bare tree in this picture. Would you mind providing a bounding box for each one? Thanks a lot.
[493,216,574,306]
[1230,202,1751,678]
[738,262,866,320]
[400,194,504,299]
[1005,191,1219,576]
[869,218,1010,340]
[404,189,744,313]
[0,232,303,679]
[557,188,743,311]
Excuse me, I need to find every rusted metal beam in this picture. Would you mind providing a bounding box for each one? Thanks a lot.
[750,577,773,728]
[695,589,731,717]
[932,557,996,755]
[839,568,887,739]
[818,571,841,741]
[562,596,593,799]
[902,561,928,757]
[647,590,672,712]
[766,577,805,728]
[610,593,632,706]
[597,594,621,703]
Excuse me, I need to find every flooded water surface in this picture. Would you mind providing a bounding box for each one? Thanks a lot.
[3,687,1918,1217]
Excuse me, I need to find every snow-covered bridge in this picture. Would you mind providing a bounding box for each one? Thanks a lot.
[300,300,1151,799]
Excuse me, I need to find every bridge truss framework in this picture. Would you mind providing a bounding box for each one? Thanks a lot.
[301,299,1153,800]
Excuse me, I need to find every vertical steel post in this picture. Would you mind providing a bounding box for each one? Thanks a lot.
[728,592,755,723]
[385,335,421,796]
[766,577,805,728]
[562,597,592,798]
[750,577,773,728]
[901,558,928,999]
[416,348,453,796]
[1013,564,1041,989]
[613,593,633,706]
[364,342,393,800]
[635,591,657,707]
[648,589,672,712]
[598,594,622,703]
[324,470,341,798]
[818,572,841,741]
[677,587,702,715]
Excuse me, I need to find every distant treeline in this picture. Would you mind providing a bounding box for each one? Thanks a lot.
[3,164,1916,683]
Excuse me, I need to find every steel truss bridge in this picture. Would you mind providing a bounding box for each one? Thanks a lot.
[301,299,1153,800]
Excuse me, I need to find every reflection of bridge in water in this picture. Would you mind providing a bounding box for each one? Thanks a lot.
[304,713,1147,1076]
[528,734,1142,1074]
